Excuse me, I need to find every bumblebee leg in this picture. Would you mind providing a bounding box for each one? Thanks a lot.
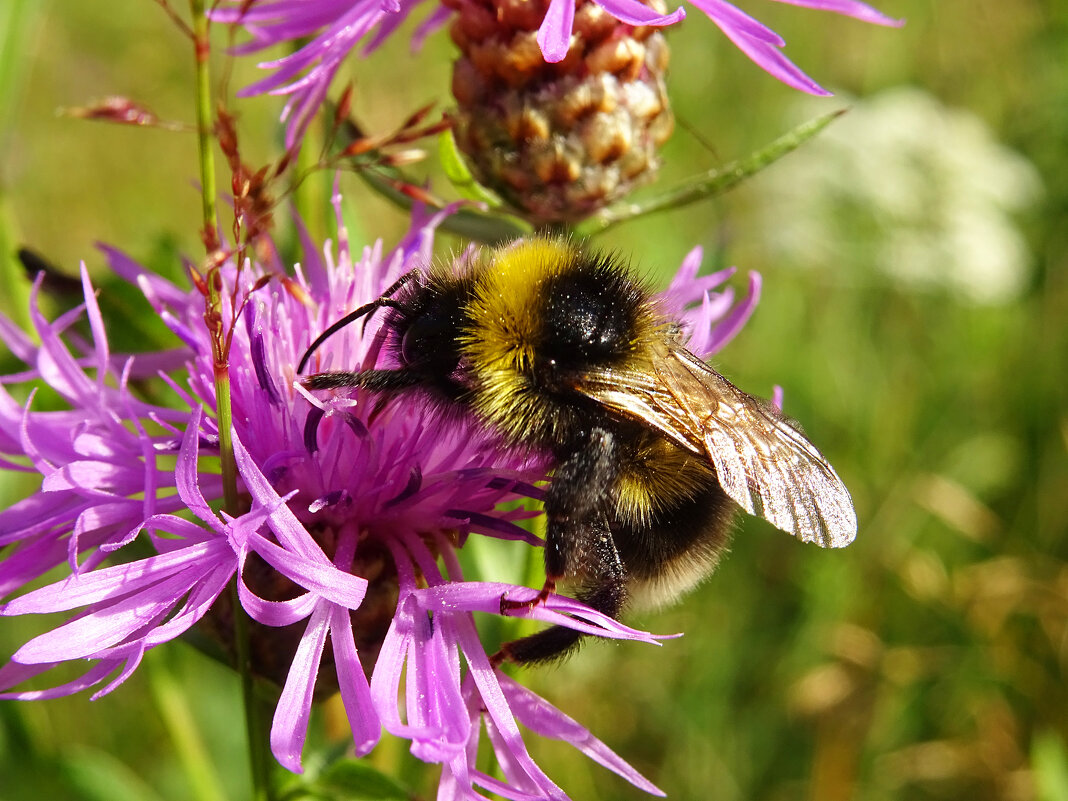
[500,426,617,613]
[302,369,424,392]
[494,427,626,664]
[493,513,627,665]
[546,426,616,554]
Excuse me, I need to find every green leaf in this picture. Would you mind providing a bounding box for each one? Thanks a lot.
[356,167,530,245]
[0,201,31,334]
[438,129,504,207]
[303,758,414,801]
[574,107,848,236]
[147,652,228,801]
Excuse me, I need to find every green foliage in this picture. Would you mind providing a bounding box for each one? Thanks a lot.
[438,129,504,208]
[288,759,414,801]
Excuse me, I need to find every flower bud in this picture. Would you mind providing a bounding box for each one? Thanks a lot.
[447,0,674,224]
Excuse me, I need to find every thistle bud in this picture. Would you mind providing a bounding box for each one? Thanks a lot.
[446,0,674,225]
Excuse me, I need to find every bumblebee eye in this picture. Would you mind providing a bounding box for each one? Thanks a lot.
[400,308,463,372]
[400,316,437,364]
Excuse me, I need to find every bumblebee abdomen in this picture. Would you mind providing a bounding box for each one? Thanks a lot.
[611,436,735,610]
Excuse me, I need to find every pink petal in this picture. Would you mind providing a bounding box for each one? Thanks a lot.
[500,674,664,795]
[11,568,203,663]
[771,0,903,27]
[271,602,331,772]
[536,0,575,62]
[595,0,685,27]
[0,659,119,700]
[248,532,367,609]
[328,604,381,756]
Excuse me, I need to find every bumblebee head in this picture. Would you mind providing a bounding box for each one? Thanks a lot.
[367,272,480,400]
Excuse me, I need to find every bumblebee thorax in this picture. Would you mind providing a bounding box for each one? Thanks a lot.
[459,237,654,445]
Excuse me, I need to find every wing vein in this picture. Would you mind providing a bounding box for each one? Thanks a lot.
[575,339,857,547]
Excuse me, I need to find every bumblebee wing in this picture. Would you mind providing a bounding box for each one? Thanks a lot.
[578,342,857,548]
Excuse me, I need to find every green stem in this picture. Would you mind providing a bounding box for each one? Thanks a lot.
[188,0,237,517]
[189,0,217,252]
[574,108,847,237]
[212,357,240,515]
[186,4,268,799]
[231,581,273,801]
[0,0,41,332]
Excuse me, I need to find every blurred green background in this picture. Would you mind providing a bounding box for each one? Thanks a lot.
[1,1,1065,800]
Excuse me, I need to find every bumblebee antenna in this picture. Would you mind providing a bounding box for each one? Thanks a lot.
[297,269,420,374]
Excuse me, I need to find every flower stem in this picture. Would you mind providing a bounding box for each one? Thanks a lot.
[231,580,274,801]
[212,356,240,515]
[189,0,218,253]
[186,4,267,799]
[188,0,238,528]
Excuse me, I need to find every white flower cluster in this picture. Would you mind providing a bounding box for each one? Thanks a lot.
[760,87,1041,304]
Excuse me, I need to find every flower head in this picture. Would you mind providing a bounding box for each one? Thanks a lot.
[0,196,759,797]
[214,0,901,149]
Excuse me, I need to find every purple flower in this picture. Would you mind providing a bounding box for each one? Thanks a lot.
[213,0,901,147]
[0,194,758,797]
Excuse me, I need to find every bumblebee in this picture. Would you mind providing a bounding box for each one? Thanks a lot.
[299,238,856,663]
